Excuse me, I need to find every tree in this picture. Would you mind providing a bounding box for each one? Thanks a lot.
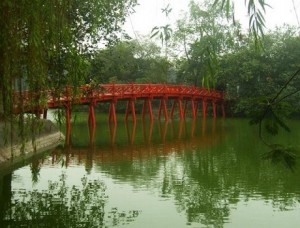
[0,0,137,118]
[150,4,173,58]
[89,39,170,83]
[172,0,237,87]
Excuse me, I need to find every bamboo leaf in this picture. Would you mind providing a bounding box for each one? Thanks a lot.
[150,30,159,39]
[151,26,159,33]
[248,0,254,14]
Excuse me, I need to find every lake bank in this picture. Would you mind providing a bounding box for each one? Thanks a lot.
[0,119,64,174]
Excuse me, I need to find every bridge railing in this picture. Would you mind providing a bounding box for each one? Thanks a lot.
[12,83,224,112]
[79,83,223,100]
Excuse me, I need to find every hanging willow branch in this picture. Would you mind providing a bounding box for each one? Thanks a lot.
[0,0,137,152]
[213,0,270,49]
[250,69,300,171]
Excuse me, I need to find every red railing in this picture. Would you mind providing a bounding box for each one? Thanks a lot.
[12,83,224,120]
[38,83,224,107]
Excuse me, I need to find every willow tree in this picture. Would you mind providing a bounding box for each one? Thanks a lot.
[0,0,137,119]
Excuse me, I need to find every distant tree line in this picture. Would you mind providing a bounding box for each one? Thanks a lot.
[1,0,300,119]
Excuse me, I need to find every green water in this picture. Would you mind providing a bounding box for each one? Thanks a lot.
[1,114,300,227]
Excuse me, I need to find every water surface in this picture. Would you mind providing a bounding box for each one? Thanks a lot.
[1,115,300,227]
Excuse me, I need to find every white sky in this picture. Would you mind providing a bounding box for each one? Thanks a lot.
[124,0,300,38]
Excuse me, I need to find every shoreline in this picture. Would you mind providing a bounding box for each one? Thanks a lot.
[0,119,64,174]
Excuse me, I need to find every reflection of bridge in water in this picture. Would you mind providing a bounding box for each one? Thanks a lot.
[50,118,224,168]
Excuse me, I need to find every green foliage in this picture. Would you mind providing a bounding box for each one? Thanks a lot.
[0,0,137,148]
[248,67,300,170]
[150,4,173,58]
[89,40,171,83]
[0,0,137,117]
[151,24,173,46]
[172,0,236,87]
[262,144,298,172]
[216,26,300,116]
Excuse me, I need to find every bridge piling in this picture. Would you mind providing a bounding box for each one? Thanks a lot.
[184,99,197,119]
[125,99,136,122]
[65,102,71,146]
[142,98,153,121]
[170,98,184,120]
[158,98,168,121]
[109,101,117,125]
[88,102,96,128]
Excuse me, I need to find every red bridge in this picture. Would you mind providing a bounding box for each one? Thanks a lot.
[13,83,225,129]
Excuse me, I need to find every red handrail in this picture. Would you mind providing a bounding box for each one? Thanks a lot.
[13,83,224,111]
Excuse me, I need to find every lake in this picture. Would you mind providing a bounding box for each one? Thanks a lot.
[1,113,300,227]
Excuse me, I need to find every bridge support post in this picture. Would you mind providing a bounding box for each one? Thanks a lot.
[184,99,197,119]
[190,99,196,119]
[158,97,168,121]
[65,103,71,146]
[125,99,136,122]
[178,98,184,120]
[88,102,96,128]
[142,98,153,121]
[88,101,97,145]
[109,100,117,125]
[170,98,184,120]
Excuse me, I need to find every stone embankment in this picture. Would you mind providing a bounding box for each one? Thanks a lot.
[0,119,64,171]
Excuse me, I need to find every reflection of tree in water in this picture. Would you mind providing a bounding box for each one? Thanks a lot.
[158,155,231,227]
[2,173,139,227]
[177,186,230,227]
